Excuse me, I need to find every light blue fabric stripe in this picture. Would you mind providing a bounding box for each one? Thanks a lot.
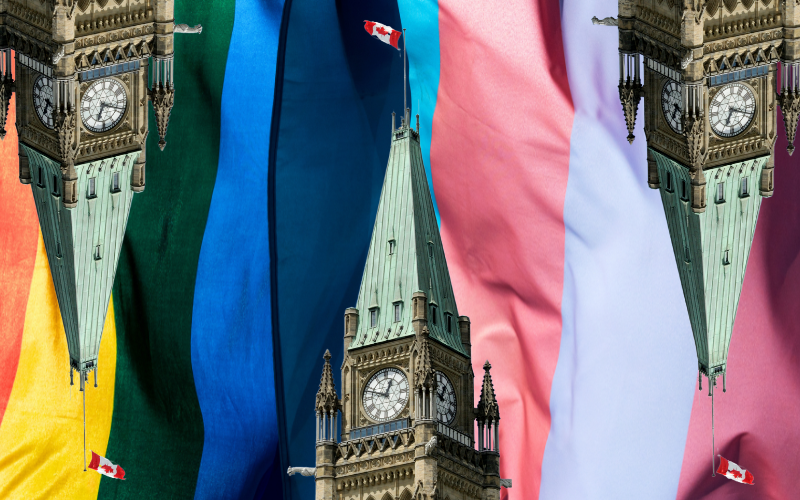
[398,0,442,222]
[190,0,285,498]
[539,2,697,498]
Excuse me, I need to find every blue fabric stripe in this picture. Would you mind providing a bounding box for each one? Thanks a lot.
[270,1,405,498]
[190,0,285,498]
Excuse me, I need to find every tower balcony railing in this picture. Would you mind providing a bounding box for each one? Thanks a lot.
[436,421,473,448]
[345,418,410,442]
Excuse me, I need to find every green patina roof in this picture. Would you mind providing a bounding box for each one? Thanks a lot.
[25,145,139,373]
[652,148,766,377]
[349,120,464,354]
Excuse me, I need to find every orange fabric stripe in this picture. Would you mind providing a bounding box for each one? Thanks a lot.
[0,87,39,428]
[0,234,117,499]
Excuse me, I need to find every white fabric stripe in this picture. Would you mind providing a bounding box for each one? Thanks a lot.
[539,2,698,499]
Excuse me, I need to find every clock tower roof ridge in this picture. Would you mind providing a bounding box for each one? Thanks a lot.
[349,114,464,354]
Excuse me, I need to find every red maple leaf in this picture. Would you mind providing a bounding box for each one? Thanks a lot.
[100,465,115,474]
[375,27,389,36]
[728,469,743,479]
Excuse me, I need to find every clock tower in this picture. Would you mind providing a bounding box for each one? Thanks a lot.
[1,1,192,392]
[301,111,508,500]
[612,0,798,391]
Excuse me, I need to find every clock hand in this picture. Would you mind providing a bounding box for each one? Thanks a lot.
[382,380,393,397]
[97,102,107,121]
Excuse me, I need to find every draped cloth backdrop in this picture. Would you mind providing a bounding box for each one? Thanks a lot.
[0,0,798,499]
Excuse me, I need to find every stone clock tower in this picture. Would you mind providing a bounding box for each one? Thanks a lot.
[609,0,800,391]
[1,1,196,392]
[295,111,509,500]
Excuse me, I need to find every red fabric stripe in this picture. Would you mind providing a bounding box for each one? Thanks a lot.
[0,60,38,430]
[114,465,125,480]
[363,21,375,35]
[88,451,101,471]
[432,0,573,498]
[677,128,800,498]
[389,30,401,49]
[744,470,754,485]
[716,456,728,476]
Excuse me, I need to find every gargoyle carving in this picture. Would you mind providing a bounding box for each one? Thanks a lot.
[424,436,437,455]
[592,16,618,26]
[175,24,203,34]
[52,45,65,65]
[286,467,315,477]
[681,50,694,69]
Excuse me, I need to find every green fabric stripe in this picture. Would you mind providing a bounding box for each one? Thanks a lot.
[102,2,235,498]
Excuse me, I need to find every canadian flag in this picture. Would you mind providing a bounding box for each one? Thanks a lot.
[716,456,754,485]
[88,451,126,480]
[364,21,402,50]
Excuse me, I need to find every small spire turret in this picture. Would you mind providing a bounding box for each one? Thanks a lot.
[414,327,437,421]
[150,56,175,151]
[315,350,340,414]
[477,361,500,423]
[476,360,500,453]
[315,350,340,443]
[778,88,800,156]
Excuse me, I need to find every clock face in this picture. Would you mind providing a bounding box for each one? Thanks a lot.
[435,371,457,424]
[709,83,756,138]
[80,78,128,133]
[33,76,54,129]
[661,80,683,134]
[363,368,409,422]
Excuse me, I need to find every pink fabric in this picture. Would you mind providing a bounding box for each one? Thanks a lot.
[432,0,573,498]
[677,126,800,498]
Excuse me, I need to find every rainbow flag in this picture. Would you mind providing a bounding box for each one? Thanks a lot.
[1,0,799,499]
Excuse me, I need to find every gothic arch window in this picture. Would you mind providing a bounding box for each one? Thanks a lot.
[399,490,412,500]
[381,493,394,500]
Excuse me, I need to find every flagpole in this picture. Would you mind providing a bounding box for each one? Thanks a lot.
[711,376,715,477]
[83,374,87,472]
[403,28,407,119]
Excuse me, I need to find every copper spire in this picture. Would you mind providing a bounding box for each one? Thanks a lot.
[315,350,340,414]
[476,361,500,423]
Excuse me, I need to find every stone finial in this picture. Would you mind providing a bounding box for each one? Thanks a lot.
[150,84,175,151]
[778,89,800,156]
[315,350,340,414]
[476,361,500,423]
[414,328,435,390]
[618,81,642,144]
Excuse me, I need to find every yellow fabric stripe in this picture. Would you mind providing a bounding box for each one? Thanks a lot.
[0,233,116,499]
